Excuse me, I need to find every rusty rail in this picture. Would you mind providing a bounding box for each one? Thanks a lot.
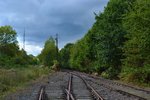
[71,72,104,100]
[65,73,75,100]
[37,86,47,100]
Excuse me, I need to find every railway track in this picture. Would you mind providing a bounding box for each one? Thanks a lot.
[64,73,104,100]
[64,74,75,100]
[79,72,150,94]
[37,86,48,100]
[70,72,104,100]
[75,71,150,100]
[84,77,146,100]
[5,71,150,100]
[36,71,149,100]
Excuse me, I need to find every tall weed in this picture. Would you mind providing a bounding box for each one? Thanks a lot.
[0,66,50,98]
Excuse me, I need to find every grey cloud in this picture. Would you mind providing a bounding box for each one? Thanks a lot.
[0,0,109,55]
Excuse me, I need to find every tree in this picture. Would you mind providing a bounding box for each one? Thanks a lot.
[87,0,136,78]
[39,37,57,66]
[69,36,94,72]
[0,25,19,57]
[67,0,137,77]
[121,0,150,83]
[0,26,17,45]
[59,43,74,68]
[123,0,150,67]
[0,25,39,67]
[0,26,20,67]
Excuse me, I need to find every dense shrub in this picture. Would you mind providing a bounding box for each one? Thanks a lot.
[120,65,150,84]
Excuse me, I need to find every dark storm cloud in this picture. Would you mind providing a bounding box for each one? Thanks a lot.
[0,0,109,55]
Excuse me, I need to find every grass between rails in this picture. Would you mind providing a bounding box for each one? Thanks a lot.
[0,66,50,99]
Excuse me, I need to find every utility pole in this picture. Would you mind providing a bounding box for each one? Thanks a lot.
[23,28,25,50]
[55,33,58,61]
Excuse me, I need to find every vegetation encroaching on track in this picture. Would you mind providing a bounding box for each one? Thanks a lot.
[0,66,50,99]
[59,0,150,86]
[0,17,58,99]
[0,25,51,98]
[0,2,150,99]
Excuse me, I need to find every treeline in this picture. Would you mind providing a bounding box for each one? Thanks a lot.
[0,26,39,68]
[0,25,58,68]
[1,0,149,85]
[59,0,150,84]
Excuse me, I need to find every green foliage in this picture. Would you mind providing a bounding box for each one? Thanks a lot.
[69,36,95,72]
[120,64,150,84]
[0,25,39,68]
[59,0,149,86]
[59,43,74,68]
[66,0,137,77]
[0,25,19,57]
[0,55,12,67]
[12,50,39,66]
[69,39,85,70]
[92,0,137,78]
[121,0,150,84]
[0,66,50,98]
[38,37,57,66]
[0,25,17,45]
[122,0,150,68]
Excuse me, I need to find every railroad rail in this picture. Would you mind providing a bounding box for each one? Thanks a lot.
[76,72,148,100]
[76,71,150,94]
[64,73,75,100]
[70,72,104,100]
[81,77,104,100]
[37,85,48,100]
[86,79,146,100]
[6,71,149,100]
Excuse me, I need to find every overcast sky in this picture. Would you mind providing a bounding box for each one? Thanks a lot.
[0,0,109,56]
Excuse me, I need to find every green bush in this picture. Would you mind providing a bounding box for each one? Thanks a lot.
[119,64,150,85]
[0,56,11,67]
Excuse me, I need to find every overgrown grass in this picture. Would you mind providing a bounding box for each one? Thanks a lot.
[119,65,150,87]
[0,66,50,98]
